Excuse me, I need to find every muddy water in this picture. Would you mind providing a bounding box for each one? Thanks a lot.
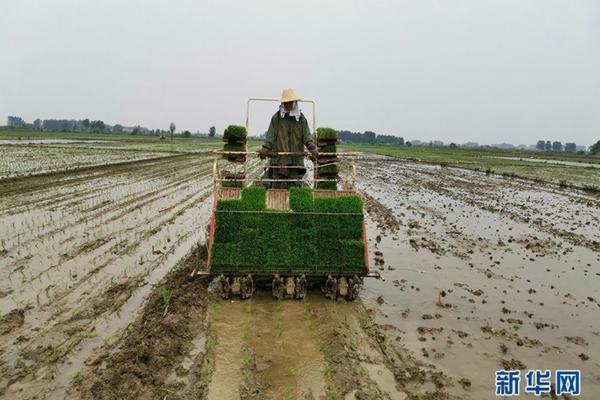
[0,154,216,399]
[2,150,599,399]
[357,157,600,398]
[207,300,245,399]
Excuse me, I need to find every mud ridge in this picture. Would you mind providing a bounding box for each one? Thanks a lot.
[75,245,210,400]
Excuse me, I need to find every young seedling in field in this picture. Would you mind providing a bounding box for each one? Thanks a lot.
[201,359,211,378]
[358,365,367,378]
[323,363,332,378]
[329,391,340,400]
[50,345,61,360]
[304,300,312,321]
[345,333,356,350]
[15,355,24,367]
[242,349,252,368]
[160,285,171,316]
[72,370,82,381]
[87,330,98,339]
[206,332,215,356]
[212,301,221,319]
[283,365,295,376]
[242,325,251,341]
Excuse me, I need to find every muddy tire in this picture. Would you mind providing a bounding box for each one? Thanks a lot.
[347,275,361,301]
[218,274,231,300]
[240,274,254,300]
[295,274,307,300]
[272,274,284,300]
[323,275,338,300]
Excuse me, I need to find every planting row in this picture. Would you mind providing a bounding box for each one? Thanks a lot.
[0,144,173,179]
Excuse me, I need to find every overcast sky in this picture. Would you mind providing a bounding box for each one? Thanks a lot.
[1,0,599,145]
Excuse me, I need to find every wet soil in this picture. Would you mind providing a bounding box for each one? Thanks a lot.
[1,150,598,399]
[357,155,600,398]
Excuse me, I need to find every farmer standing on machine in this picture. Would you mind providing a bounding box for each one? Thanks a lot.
[259,88,318,188]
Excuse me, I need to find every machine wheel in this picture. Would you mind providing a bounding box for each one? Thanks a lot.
[323,275,338,300]
[347,275,362,301]
[338,277,349,298]
[218,274,231,300]
[240,274,254,299]
[295,274,307,300]
[272,274,284,300]
[284,277,296,299]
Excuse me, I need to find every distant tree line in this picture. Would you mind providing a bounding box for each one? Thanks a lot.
[5,116,216,138]
[535,140,579,153]
[338,130,404,145]
[590,140,600,155]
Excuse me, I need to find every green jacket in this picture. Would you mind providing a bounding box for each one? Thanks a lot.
[263,112,316,166]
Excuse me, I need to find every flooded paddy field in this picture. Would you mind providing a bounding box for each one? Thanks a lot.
[0,143,179,179]
[358,156,600,399]
[0,145,598,399]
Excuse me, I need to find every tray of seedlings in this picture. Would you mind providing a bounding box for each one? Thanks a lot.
[222,124,247,163]
[315,127,340,190]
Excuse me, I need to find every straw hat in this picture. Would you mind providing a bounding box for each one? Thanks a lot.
[280,88,301,103]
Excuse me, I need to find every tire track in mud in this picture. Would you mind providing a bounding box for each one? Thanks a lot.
[207,296,328,400]
[64,243,446,400]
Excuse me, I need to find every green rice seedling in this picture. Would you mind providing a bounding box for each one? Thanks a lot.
[212,188,366,274]
[359,365,367,378]
[283,365,295,376]
[15,355,24,367]
[221,179,244,188]
[206,333,215,356]
[303,300,313,321]
[242,349,252,367]
[340,240,366,269]
[201,360,211,377]
[317,163,339,175]
[316,127,338,140]
[323,363,332,377]
[345,332,357,350]
[243,325,251,341]
[319,144,337,153]
[240,187,266,210]
[315,181,337,190]
[72,370,82,381]
[50,345,61,360]
[160,285,171,312]
[223,142,245,152]
[289,187,313,212]
[329,391,340,400]
[223,125,247,143]
[315,196,363,239]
